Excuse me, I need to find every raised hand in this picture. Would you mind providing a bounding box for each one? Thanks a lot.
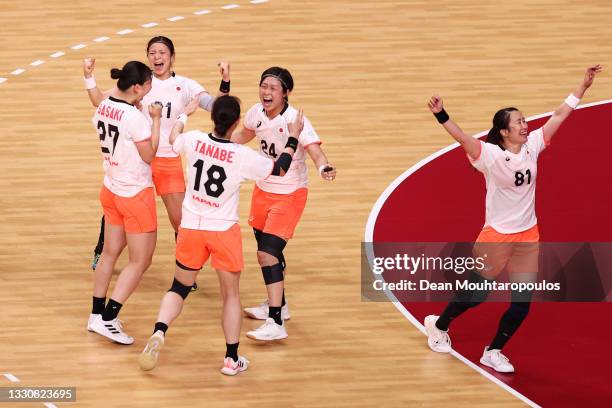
[427,94,444,113]
[288,108,304,138]
[83,57,96,78]
[149,102,163,119]
[582,64,603,89]
[321,164,336,181]
[218,61,230,81]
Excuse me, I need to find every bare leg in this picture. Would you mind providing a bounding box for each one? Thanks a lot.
[160,192,184,233]
[93,223,126,298]
[156,265,198,325]
[217,269,241,343]
[109,230,157,303]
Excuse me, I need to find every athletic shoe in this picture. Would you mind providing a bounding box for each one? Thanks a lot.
[191,282,198,292]
[89,315,134,345]
[424,315,452,353]
[87,313,99,332]
[480,347,515,373]
[91,253,101,270]
[246,318,288,341]
[243,300,291,321]
[220,356,249,376]
[139,331,165,371]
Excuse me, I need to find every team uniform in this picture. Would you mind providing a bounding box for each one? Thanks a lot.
[141,74,214,196]
[172,130,275,272]
[469,128,546,278]
[93,96,156,233]
[243,103,321,239]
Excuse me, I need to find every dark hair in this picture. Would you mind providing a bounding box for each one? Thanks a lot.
[212,95,241,137]
[486,107,518,149]
[110,61,152,91]
[259,66,294,101]
[146,36,175,56]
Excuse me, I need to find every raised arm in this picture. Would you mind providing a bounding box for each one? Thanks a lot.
[270,109,303,177]
[83,58,115,107]
[135,103,162,163]
[231,126,256,145]
[169,96,201,145]
[198,62,231,112]
[542,65,603,143]
[428,94,481,160]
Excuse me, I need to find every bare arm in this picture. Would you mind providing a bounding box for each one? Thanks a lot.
[428,94,481,160]
[83,58,115,107]
[135,103,162,163]
[169,96,200,145]
[542,64,603,143]
[231,126,256,144]
[305,143,336,181]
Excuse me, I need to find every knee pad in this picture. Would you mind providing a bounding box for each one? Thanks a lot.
[168,278,192,300]
[257,233,287,268]
[253,228,263,243]
[262,263,284,285]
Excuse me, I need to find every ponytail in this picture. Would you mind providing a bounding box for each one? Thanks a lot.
[110,61,152,91]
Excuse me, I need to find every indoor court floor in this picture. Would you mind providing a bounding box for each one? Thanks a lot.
[0,1,611,407]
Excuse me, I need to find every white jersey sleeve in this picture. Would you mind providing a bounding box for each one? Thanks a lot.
[469,141,498,172]
[127,114,152,143]
[239,146,274,181]
[243,104,259,130]
[298,116,321,148]
[172,131,191,155]
[525,127,546,157]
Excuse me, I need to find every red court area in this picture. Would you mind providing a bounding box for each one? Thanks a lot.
[371,102,612,407]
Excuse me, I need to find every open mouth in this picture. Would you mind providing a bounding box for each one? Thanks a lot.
[262,97,273,107]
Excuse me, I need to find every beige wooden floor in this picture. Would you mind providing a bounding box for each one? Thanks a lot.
[0,1,611,407]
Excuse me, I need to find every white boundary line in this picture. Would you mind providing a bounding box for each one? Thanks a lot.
[0,1,270,87]
[363,99,612,407]
[3,373,20,383]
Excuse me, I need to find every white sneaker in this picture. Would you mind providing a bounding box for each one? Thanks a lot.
[480,347,515,373]
[89,315,134,345]
[246,318,288,341]
[220,356,249,376]
[139,331,165,371]
[424,315,452,353]
[87,314,99,332]
[243,300,291,320]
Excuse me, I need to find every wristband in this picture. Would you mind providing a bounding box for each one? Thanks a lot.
[564,93,580,109]
[84,76,97,90]
[319,164,332,174]
[433,109,450,124]
[177,113,188,125]
[285,136,298,151]
[219,80,230,93]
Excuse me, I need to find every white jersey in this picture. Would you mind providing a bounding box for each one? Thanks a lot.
[469,127,547,233]
[173,131,274,231]
[244,103,321,194]
[92,96,153,197]
[142,74,210,157]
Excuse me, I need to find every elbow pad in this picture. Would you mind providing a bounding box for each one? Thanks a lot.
[271,152,293,176]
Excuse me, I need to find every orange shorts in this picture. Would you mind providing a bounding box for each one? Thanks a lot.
[248,186,308,240]
[473,225,540,279]
[476,224,540,243]
[175,223,243,272]
[100,186,157,233]
[151,156,186,196]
